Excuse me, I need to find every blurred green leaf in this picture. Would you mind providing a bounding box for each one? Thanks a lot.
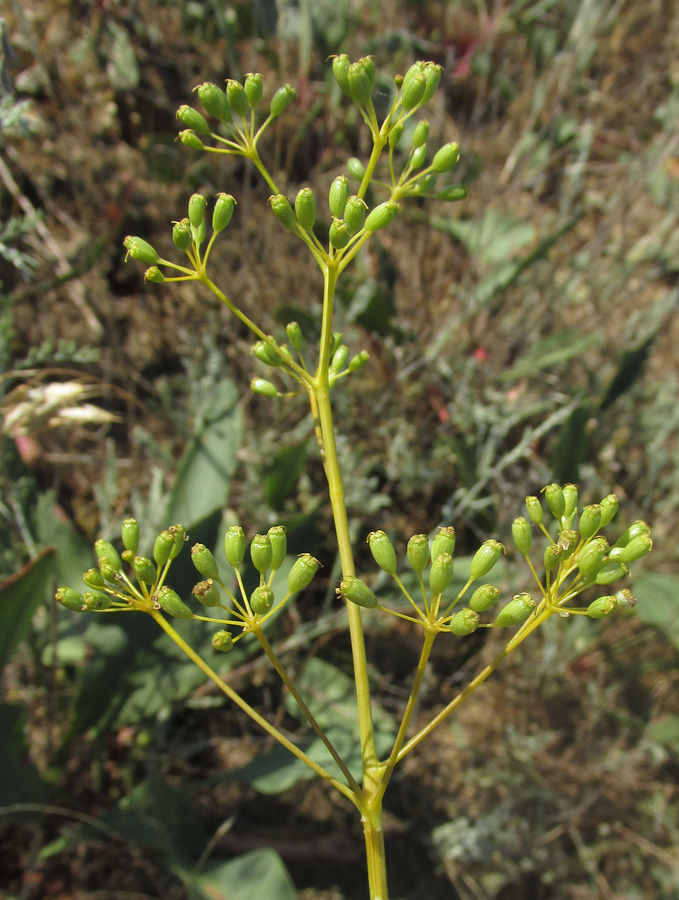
[0,703,47,803]
[633,572,679,653]
[499,332,602,384]
[0,548,54,670]
[192,849,297,900]
[599,335,655,412]
[264,441,308,509]
[550,401,591,484]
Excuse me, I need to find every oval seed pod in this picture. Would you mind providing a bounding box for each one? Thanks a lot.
[250,585,274,615]
[367,531,397,575]
[525,496,543,525]
[188,193,207,230]
[95,539,122,572]
[225,79,248,117]
[252,339,282,366]
[192,579,221,607]
[543,483,565,520]
[469,540,504,580]
[82,590,113,611]
[295,187,316,231]
[124,236,159,265]
[388,123,404,150]
[133,556,157,585]
[494,593,536,627]
[586,595,617,619]
[543,543,561,572]
[409,144,427,170]
[364,201,400,232]
[251,377,278,397]
[599,493,619,527]
[330,332,343,357]
[329,218,352,250]
[156,586,193,619]
[286,321,303,352]
[330,347,349,374]
[267,525,287,570]
[431,142,460,173]
[338,576,377,609]
[178,130,204,150]
[421,62,443,104]
[407,534,429,574]
[288,553,320,593]
[268,194,296,230]
[511,517,532,556]
[97,557,117,582]
[595,560,629,585]
[173,218,193,251]
[431,526,455,561]
[614,519,650,549]
[429,552,454,595]
[270,83,296,118]
[191,543,220,580]
[332,54,352,96]
[212,193,236,234]
[145,266,164,283]
[329,175,350,218]
[412,119,430,148]
[224,525,245,568]
[348,350,370,372]
[578,504,602,541]
[557,530,580,560]
[244,72,263,108]
[344,196,368,235]
[577,537,609,581]
[469,584,501,613]
[347,60,373,106]
[250,534,273,575]
[212,630,234,652]
[153,530,175,567]
[450,608,480,636]
[83,568,106,590]
[56,587,84,612]
[400,63,426,112]
[618,534,652,562]
[196,82,231,122]
[168,524,187,559]
[563,483,578,518]
[347,157,365,179]
[176,105,210,135]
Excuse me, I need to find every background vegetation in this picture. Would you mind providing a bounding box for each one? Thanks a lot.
[1,1,678,898]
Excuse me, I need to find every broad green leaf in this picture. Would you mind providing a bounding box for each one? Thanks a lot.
[633,572,679,653]
[599,335,655,412]
[499,332,602,384]
[0,703,47,803]
[0,548,54,670]
[264,441,308,509]
[193,849,297,900]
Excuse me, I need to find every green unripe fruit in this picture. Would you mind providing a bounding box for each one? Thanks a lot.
[557,530,580,560]
[407,534,430,574]
[244,72,264,108]
[133,556,157,585]
[192,579,221,607]
[286,321,303,352]
[412,119,430,148]
[153,530,175,567]
[121,550,134,564]
[344,196,368,235]
[429,552,454,595]
[173,218,193,251]
[587,595,617,619]
[191,543,220,580]
[56,587,84,612]
[494,593,536,627]
[250,584,274,615]
[212,630,234,652]
[544,483,565,520]
[388,123,404,149]
[348,350,370,372]
[195,82,231,122]
[525,496,543,524]
[270,83,296,117]
[470,540,504,580]
[338,576,377,609]
[295,187,316,231]
[83,568,106,590]
[329,218,352,250]
[330,345,350,372]
[431,142,460,173]
[121,518,139,554]
[144,266,165,284]
[212,193,236,234]
[450,608,480,636]
[563,483,578,518]
[224,525,245,568]
[288,553,320,593]
[155,586,193,619]
[252,339,282,366]
[618,534,652,562]
[469,584,501,613]
[410,144,427,170]
[95,539,122,572]
[250,534,273,575]
[347,157,365,179]
[124,236,159,265]
[82,590,113,611]
[188,193,207,230]
[97,557,117,582]
[329,175,350,218]
[511,517,532,556]
[168,524,187,559]
[595,560,629,585]
[225,79,248,118]
[577,537,609,581]
[347,60,373,106]
[364,201,400,232]
[614,520,650,549]
[578,504,602,540]
[330,332,343,357]
[436,186,467,202]
[269,194,296,230]
[267,525,287,570]
[543,543,561,572]
[401,63,427,112]
[176,105,210,135]
[421,62,443,104]
[367,530,397,575]
[178,130,204,150]
[251,377,278,397]
[415,173,437,194]
[431,526,456,561]
[332,54,352,96]
[599,493,619,526]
